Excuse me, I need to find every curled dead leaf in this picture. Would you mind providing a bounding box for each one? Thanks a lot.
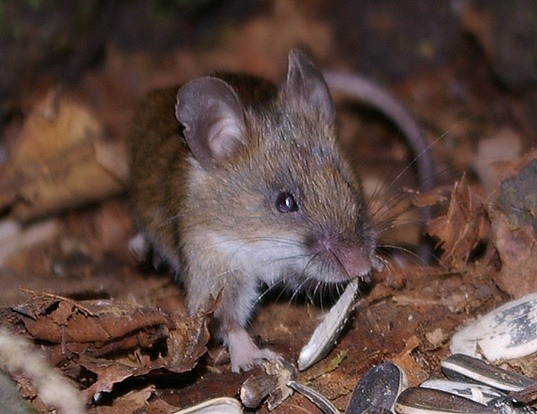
[0,89,128,221]
[426,175,489,270]
[2,291,211,407]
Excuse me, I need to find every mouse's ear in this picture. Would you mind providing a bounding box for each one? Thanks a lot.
[283,49,335,124]
[175,77,247,169]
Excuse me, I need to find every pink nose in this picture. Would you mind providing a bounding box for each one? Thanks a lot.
[336,245,373,281]
[314,237,373,281]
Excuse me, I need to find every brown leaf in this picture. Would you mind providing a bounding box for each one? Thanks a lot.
[75,312,209,402]
[0,89,127,221]
[79,357,138,397]
[2,292,211,408]
[164,312,211,372]
[105,385,156,413]
[16,297,170,344]
[412,188,448,208]
[389,335,427,386]
[426,175,489,270]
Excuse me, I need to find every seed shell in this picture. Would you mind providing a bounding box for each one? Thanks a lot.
[298,278,360,371]
[450,292,537,361]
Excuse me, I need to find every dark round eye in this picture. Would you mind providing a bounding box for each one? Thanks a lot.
[275,192,299,213]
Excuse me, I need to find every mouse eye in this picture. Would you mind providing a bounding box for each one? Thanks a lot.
[275,192,299,213]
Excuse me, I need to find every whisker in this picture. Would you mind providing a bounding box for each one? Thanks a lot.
[366,201,412,230]
[366,201,420,240]
[373,215,422,236]
[357,122,471,266]
[367,180,419,220]
[253,279,286,306]
[287,278,313,306]
[376,242,433,266]
[205,235,305,250]
[311,277,323,302]
[287,253,323,304]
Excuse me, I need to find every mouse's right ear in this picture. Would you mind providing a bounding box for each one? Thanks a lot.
[175,77,247,169]
[283,49,336,124]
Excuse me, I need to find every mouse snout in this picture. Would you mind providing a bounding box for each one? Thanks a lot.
[312,236,373,283]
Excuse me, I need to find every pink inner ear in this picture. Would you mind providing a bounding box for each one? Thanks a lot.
[175,76,247,168]
[207,112,245,158]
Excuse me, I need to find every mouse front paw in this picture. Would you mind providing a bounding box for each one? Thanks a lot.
[227,329,281,373]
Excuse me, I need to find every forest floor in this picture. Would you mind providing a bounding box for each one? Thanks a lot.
[0,1,536,413]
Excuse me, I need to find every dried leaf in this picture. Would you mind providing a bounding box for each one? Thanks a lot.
[165,312,211,371]
[426,176,489,270]
[412,188,448,208]
[80,357,140,398]
[0,90,127,221]
[14,297,169,344]
[8,293,203,361]
[2,292,210,408]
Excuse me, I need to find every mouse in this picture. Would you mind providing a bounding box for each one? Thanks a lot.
[128,49,428,372]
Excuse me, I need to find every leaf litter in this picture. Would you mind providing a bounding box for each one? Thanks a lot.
[0,2,537,413]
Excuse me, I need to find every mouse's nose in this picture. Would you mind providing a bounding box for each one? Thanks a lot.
[311,236,373,282]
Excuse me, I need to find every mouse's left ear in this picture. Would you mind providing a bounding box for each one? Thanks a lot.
[283,49,336,124]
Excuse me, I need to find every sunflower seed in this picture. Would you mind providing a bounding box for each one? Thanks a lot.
[420,379,504,404]
[240,372,278,408]
[172,397,243,414]
[288,380,341,414]
[394,387,493,414]
[265,359,296,410]
[441,354,536,392]
[298,278,360,371]
[240,359,295,410]
[450,292,537,361]
[346,362,407,413]
[487,396,537,414]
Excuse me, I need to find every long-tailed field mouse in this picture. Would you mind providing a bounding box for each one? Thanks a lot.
[128,49,432,372]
